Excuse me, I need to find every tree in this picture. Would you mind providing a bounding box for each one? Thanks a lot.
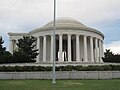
[103,49,120,63]
[13,36,38,63]
[104,49,114,58]
[0,36,6,54]
[0,36,12,63]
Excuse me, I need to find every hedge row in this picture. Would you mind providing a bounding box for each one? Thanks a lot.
[0,65,120,72]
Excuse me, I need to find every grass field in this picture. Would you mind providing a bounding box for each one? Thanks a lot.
[0,79,120,90]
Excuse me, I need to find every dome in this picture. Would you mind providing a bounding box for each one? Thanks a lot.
[43,17,87,29]
[29,17,104,38]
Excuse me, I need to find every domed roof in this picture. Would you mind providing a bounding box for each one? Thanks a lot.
[29,17,104,38]
[43,17,87,29]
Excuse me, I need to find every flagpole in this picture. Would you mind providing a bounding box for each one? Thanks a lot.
[52,0,56,84]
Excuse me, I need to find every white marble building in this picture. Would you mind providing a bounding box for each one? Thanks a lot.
[8,17,104,64]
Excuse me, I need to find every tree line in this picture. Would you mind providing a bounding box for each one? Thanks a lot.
[0,36,120,63]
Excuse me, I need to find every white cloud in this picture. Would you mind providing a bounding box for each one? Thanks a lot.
[57,0,120,24]
[0,0,120,49]
[0,0,53,20]
[105,41,120,54]
[0,0,120,26]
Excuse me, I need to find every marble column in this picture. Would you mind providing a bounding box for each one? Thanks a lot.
[76,35,80,62]
[90,36,94,62]
[9,39,13,54]
[59,34,63,62]
[95,38,99,62]
[83,35,88,62]
[101,41,104,62]
[36,37,40,63]
[68,34,71,62]
[102,41,104,58]
[99,39,103,63]
[12,40,16,52]
[43,35,46,62]
[15,40,18,50]
[50,35,53,62]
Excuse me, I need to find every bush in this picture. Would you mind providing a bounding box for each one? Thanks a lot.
[74,65,83,71]
[0,65,120,72]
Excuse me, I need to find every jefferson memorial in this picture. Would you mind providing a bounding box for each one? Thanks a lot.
[8,17,104,64]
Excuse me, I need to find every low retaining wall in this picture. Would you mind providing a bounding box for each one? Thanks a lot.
[0,63,120,67]
[0,71,120,80]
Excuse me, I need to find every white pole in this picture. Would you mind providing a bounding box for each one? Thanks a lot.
[52,0,56,84]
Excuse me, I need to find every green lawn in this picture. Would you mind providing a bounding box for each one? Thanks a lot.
[0,80,120,90]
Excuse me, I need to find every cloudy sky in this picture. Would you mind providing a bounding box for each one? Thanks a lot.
[0,0,120,54]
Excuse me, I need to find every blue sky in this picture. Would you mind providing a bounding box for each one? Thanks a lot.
[0,0,120,54]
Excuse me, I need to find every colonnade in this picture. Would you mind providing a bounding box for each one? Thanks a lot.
[36,34,104,63]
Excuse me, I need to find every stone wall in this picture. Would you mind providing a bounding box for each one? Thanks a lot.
[0,71,120,80]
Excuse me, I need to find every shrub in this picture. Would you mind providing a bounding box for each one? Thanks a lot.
[74,65,83,71]
[0,65,120,72]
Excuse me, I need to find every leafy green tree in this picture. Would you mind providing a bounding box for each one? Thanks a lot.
[0,36,12,63]
[0,36,6,54]
[102,49,114,62]
[104,49,114,58]
[103,49,120,63]
[13,36,38,63]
